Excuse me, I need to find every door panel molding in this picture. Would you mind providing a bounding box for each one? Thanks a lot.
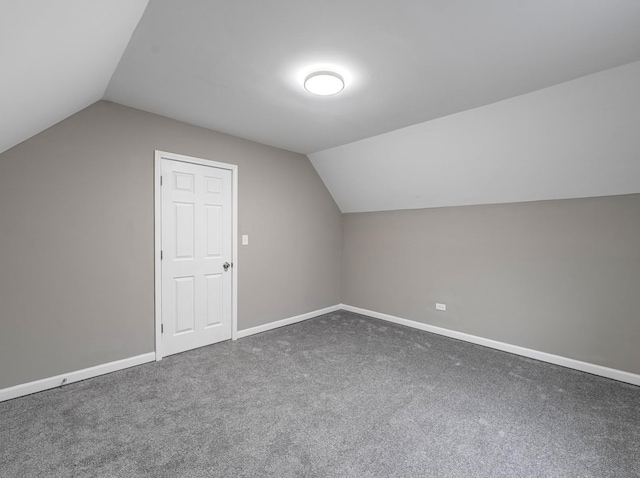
[154,151,238,361]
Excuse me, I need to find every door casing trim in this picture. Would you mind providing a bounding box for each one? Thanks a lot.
[154,150,239,361]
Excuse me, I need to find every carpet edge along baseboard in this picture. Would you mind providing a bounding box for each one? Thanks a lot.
[3,302,637,403]
[0,304,343,403]
[0,353,157,402]
[341,304,640,387]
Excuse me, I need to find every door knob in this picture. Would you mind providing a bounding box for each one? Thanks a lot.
[223,262,231,271]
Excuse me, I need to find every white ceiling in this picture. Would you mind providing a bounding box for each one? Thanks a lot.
[3,1,640,213]
[0,0,148,155]
[310,61,640,213]
[105,0,640,154]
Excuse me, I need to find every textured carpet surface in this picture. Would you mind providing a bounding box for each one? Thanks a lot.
[1,311,639,477]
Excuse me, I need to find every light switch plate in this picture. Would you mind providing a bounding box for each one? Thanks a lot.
[242,235,249,245]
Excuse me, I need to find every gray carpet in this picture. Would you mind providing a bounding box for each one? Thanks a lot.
[1,311,639,477]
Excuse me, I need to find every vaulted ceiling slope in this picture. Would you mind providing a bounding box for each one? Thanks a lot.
[105,0,640,154]
[310,61,640,213]
[4,1,640,214]
[0,0,148,155]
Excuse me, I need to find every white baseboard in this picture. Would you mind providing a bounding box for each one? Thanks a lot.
[341,304,640,387]
[237,304,342,339]
[4,305,635,403]
[0,352,156,403]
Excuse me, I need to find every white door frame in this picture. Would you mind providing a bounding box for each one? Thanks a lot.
[154,150,239,361]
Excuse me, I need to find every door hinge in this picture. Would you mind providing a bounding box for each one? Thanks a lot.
[161,323,164,334]
[161,250,163,260]
[160,176,163,186]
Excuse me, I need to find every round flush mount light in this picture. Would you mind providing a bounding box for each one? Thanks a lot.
[304,70,345,96]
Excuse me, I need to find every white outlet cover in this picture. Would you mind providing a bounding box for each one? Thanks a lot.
[436,303,446,311]
[242,235,249,245]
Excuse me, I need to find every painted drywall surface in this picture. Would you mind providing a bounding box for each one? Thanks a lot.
[342,195,640,374]
[0,0,149,155]
[107,1,640,154]
[310,60,640,213]
[0,101,341,389]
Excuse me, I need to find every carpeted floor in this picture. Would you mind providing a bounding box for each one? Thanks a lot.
[1,310,639,477]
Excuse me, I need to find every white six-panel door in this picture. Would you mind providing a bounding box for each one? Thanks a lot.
[161,158,233,357]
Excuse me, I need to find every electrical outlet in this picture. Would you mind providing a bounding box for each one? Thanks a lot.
[436,303,446,311]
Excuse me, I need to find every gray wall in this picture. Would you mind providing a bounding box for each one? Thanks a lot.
[342,195,640,375]
[0,101,342,389]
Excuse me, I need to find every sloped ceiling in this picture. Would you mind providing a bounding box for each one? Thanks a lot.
[3,1,640,213]
[0,0,148,155]
[105,0,640,155]
[310,61,640,213]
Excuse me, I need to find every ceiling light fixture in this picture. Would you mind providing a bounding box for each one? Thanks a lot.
[304,70,344,96]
